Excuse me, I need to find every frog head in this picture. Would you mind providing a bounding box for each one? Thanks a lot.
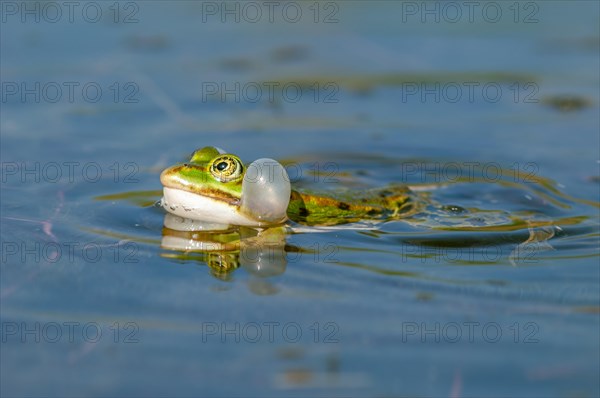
[160,147,291,227]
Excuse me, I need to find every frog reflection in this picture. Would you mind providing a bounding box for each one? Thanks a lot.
[160,213,288,283]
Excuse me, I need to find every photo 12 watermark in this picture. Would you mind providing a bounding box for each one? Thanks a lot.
[398,243,542,265]
[400,321,540,343]
[399,1,540,24]
[238,242,340,265]
[1,1,140,24]
[399,81,539,104]
[401,161,540,184]
[198,321,340,343]
[1,240,139,265]
[1,321,140,344]
[199,1,339,24]
[1,82,140,104]
[200,81,339,104]
[1,161,140,184]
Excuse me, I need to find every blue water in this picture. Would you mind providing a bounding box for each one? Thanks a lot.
[1,1,599,397]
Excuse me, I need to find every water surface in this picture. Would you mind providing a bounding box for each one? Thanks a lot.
[1,1,599,397]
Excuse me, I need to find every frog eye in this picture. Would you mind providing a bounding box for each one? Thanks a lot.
[210,155,243,182]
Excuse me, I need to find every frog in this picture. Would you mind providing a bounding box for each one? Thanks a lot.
[160,146,418,228]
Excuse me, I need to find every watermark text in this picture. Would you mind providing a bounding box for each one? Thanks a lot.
[2,162,139,184]
[1,241,139,264]
[400,321,540,343]
[2,81,139,104]
[199,321,339,343]
[2,321,140,343]
[400,1,539,24]
[1,1,139,24]
[199,1,339,23]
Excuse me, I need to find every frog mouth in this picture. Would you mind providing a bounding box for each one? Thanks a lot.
[159,167,240,205]
[161,187,260,226]
[161,187,232,214]
[165,186,239,205]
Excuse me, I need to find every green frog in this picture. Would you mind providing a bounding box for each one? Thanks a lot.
[160,146,417,227]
